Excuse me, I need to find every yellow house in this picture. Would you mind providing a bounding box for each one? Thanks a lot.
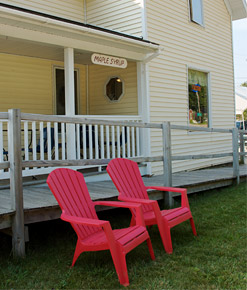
[0,0,246,176]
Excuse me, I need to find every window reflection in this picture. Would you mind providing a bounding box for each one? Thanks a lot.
[188,69,208,127]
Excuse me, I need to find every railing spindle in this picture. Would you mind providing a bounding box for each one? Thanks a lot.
[54,122,59,160]
[47,122,52,160]
[117,126,121,157]
[106,125,110,159]
[131,126,135,157]
[136,127,140,156]
[89,124,93,159]
[122,126,126,158]
[100,125,104,159]
[111,126,115,158]
[39,122,44,160]
[95,125,99,159]
[32,122,37,163]
[61,123,66,160]
[23,121,29,162]
[76,124,80,160]
[82,124,87,159]
[127,127,130,158]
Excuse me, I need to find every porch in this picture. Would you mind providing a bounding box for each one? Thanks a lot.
[1,164,247,231]
[0,109,246,257]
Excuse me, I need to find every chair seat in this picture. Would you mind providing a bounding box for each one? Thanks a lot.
[144,207,192,228]
[82,225,147,248]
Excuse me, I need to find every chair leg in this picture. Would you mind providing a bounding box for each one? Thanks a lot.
[190,217,197,236]
[109,247,129,286]
[71,240,83,267]
[156,219,173,254]
[146,237,155,260]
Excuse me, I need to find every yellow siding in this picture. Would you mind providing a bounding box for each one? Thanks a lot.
[2,0,84,22]
[0,53,87,115]
[88,62,138,115]
[86,0,143,37]
[146,0,234,173]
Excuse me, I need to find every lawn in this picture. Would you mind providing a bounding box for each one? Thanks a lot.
[0,182,246,289]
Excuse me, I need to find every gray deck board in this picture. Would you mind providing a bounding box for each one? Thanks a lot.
[0,164,246,228]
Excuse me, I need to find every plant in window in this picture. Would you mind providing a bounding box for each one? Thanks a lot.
[105,77,124,102]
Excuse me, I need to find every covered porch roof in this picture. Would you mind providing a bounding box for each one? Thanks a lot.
[0,3,160,63]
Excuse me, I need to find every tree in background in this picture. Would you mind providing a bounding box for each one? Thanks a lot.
[240,81,247,87]
[244,109,247,120]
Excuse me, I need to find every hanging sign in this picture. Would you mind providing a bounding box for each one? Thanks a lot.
[91,53,127,69]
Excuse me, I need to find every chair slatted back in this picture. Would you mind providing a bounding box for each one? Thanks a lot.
[107,158,153,213]
[47,168,100,240]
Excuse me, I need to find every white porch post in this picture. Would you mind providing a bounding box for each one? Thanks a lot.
[64,47,76,159]
[137,62,152,175]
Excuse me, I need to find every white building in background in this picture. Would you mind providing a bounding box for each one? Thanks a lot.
[236,86,247,129]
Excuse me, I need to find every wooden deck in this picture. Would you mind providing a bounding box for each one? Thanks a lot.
[0,164,246,230]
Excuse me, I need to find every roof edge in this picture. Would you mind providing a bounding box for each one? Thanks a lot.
[0,2,159,46]
[224,0,247,20]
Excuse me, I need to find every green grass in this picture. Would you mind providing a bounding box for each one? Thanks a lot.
[0,182,246,289]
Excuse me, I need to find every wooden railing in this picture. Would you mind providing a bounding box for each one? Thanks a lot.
[0,109,246,257]
[0,113,142,179]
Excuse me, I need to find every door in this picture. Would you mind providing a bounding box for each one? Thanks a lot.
[55,68,79,115]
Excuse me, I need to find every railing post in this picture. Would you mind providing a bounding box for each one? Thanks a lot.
[232,128,240,184]
[8,109,25,257]
[162,122,173,207]
[239,132,244,164]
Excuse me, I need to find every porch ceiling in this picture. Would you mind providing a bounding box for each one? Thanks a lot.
[0,37,92,64]
[0,5,160,63]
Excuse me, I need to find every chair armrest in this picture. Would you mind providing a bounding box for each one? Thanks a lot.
[61,211,108,227]
[94,201,145,226]
[118,196,157,205]
[94,200,152,208]
[118,196,163,223]
[145,186,189,208]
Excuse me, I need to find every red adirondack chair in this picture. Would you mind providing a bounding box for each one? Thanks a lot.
[47,168,155,287]
[107,158,197,254]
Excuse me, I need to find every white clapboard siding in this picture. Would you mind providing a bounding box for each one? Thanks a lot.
[1,0,84,22]
[146,0,235,174]
[86,0,143,37]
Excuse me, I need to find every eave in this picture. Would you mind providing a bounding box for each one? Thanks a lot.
[0,4,160,62]
[224,0,247,20]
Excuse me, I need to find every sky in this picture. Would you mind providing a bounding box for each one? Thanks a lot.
[232,17,247,87]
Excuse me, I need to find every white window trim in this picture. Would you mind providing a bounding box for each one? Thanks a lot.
[104,76,125,103]
[188,0,205,27]
[187,65,212,130]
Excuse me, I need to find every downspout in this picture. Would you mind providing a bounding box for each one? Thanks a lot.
[139,0,162,175]
[143,49,163,64]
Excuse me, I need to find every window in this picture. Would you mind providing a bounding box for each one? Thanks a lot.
[189,0,203,26]
[188,69,209,127]
[105,77,124,102]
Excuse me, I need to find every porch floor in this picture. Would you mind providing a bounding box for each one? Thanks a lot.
[0,164,246,230]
